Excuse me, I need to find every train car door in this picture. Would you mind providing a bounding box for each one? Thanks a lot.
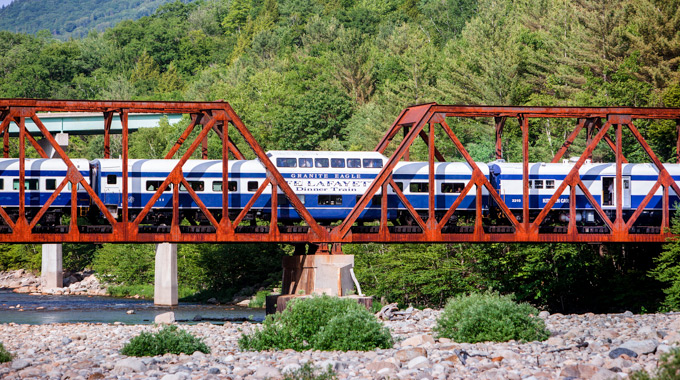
[601,176,631,208]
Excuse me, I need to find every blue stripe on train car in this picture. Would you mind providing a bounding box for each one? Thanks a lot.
[0,192,89,207]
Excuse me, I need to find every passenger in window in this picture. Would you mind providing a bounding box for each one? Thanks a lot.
[300,158,312,168]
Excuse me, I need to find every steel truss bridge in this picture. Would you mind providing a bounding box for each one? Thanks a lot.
[1,99,680,248]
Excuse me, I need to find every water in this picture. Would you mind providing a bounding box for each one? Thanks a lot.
[0,290,265,325]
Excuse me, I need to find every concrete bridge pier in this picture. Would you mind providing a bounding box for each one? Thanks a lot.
[154,243,178,306]
[267,244,371,313]
[41,244,63,290]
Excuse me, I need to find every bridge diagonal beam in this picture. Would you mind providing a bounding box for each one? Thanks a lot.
[28,177,70,230]
[223,104,327,241]
[438,117,522,231]
[530,120,613,233]
[180,177,220,228]
[576,179,615,231]
[388,178,427,230]
[334,105,436,240]
[133,113,217,226]
[232,178,271,228]
[165,113,201,159]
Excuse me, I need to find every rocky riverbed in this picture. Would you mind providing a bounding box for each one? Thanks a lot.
[0,270,107,296]
[0,309,679,379]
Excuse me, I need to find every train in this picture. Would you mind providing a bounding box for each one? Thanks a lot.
[0,150,677,228]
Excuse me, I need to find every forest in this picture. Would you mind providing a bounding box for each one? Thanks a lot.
[0,0,680,313]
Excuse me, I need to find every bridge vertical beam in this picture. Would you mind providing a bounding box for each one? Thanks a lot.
[41,244,63,290]
[495,117,505,160]
[615,123,623,228]
[103,111,113,159]
[154,242,178,306]
[676,119,680,164]
[120,110,129,224]
[521,115,529,228]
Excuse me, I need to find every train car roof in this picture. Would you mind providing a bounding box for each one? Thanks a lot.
[266,150,387,159]
[490,161,680,176]
[0,158,90,172]
[92,158,264,173]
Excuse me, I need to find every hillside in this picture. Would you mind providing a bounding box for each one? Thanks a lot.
[0,0,193,39]
[0,0,679,314]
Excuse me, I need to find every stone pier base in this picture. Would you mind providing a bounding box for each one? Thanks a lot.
[266,254,372,314]
[154,243,178,306]
[41,244,63,290]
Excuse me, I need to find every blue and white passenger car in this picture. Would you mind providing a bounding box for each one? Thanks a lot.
[0,158,90,224]
[489,161,680,224]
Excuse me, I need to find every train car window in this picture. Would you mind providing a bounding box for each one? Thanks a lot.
[363,159,383,168]
[331,158,345,168]
[0,178,3,190]
[46,179,57,190]
[277,158,297,167]
[14,179,39,190]
[319,195,343,206]
[67,182,84,191]
[299,158,312,168]
[213,181,238,191]
[394,182,404,191]
[179,181,204,192]
[347,159,361,168]
[441,182,465,193]
[528,180,532,189]
[107,175,117,185]
[546,180,555,189]
[410,182,429,193]
[146,181,171,192]
[534,180,544,189]
[356,194,381,206]
[315,158,329,168]
[624,179,630,189]
[247,181,258,192]
[277,194,305,206]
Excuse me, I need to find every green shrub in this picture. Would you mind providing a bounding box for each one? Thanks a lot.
[283,363,337,380]
[239,295,393,351]
[630,349,680,380]
[121,325,210,356]
[249,290,271,308]
[434,292,550,343]
[314,309,394,351]
[0,343,12,363]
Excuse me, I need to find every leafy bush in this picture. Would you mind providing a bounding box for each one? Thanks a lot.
[630,349,680,380]
[239,295,393,351]
[650,210,680,311]
[283,363,337,380]
[249,290,271,308]
[0,343,13,363]
[434,292,550,343]
[121,325,210,356]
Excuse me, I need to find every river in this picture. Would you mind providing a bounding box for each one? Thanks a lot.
[0,290,265,324]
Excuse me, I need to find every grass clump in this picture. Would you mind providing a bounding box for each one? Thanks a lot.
[239,295,393,351]
[283,363,337,380]
[121,325,210,356]
[0,343,13,363]
[434,292,550,343]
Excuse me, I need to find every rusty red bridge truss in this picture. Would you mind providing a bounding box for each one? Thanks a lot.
[1,99,679,246]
